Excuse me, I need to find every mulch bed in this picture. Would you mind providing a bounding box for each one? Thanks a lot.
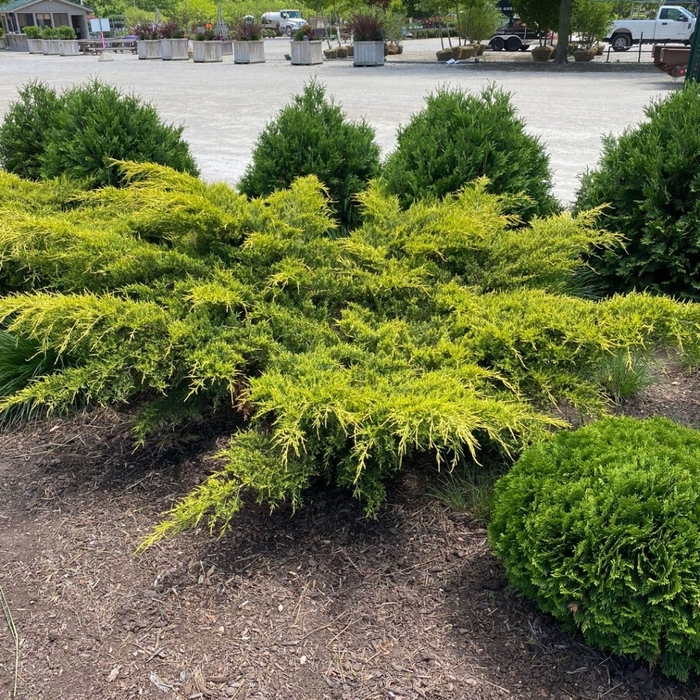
[1,362,700,700]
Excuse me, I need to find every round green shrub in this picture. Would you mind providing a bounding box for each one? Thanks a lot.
[575,83,700,300]
[380,85,558,220]
[489,416,700,681]
[39,80,199,187]
[0,81,61,180]
[238,80,381,230]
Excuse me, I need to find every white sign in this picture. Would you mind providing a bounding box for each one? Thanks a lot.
[90,18,110,33]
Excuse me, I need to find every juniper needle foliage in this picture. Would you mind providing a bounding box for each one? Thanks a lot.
[0,80,198,188]
[238,80,381,230]
[381,85,558,219]
[1,165,700,546]
[576,82,700,300]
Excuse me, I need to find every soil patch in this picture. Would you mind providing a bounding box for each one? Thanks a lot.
[1,362,700,699]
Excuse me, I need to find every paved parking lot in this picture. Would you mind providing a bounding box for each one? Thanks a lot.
[0,38,679,204]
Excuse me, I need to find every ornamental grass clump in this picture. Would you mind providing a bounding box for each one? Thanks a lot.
[489,416,700,681]
[576,82,700,300]
[381,85,558,220]
[238,80,381,230]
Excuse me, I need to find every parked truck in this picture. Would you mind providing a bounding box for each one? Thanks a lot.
[260,9,307,37]
[605,5,696,51]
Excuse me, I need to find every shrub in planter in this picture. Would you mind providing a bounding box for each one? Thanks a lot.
[22,25,42,38]
[0,81,61,180]
[348,12,384,42]
[238,80,380,230]
[381,85,558,219]
[489,416,700,681]
[576,83,700,300]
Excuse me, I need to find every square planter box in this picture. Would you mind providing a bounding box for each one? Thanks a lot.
[42,39,61,55]
[221,39,233,55]
[0,37,5,50]
[290,39,323,65]
[161,37,188,60]
[233,39,265,64]
[27,37,44,53]
[59,39,80,56]
[353,40,384,66]
[192,40,222,62]
[138,39,162,59]
[7,34,29,51]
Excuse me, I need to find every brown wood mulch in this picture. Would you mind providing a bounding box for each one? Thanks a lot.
[1,362,700,700]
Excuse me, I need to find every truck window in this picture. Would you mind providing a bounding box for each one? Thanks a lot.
[662,8,687,21]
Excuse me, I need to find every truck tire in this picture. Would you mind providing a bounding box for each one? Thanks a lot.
[286,25,293,36]
[611,33,631,51]
[490,36,505,51]
[505,36,521,51]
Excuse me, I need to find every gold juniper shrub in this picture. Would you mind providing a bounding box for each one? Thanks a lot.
[489,417,700,681]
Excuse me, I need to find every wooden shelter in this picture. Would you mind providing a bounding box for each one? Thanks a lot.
[0,0,92,48]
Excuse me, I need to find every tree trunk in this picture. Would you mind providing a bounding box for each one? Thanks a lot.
[554,0,572,64]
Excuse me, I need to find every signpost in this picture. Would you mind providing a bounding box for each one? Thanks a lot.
[90,17,110,48]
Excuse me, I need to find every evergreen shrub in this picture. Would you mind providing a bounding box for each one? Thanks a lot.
[238,80,381,230]
[3,166,700,546]
[0,80,198,188]
[0,82,61,180]
[576,83,700,300]
[489,416,700,681]
[380,85,558,219]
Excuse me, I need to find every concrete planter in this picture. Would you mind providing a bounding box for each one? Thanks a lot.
[0,37,5,50]
[192,40,222,62]
[138,39,162,59]
[27,37,44,53]
[6,34,29,51]
[233,39,265,64]
[59,39,80,56]
[353,41,384,66]
[290,40,323,65]
[42,39,61,55]
[161,37,188,60]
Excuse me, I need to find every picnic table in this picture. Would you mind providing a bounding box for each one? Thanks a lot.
[78,37,137,55]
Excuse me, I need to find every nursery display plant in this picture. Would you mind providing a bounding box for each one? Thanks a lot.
[349,12,385,66]
[2,153,700,554]
[290,23,323,65]
[490,416,700,681]
[233,19,265,64]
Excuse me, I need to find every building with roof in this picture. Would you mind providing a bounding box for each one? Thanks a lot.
[0,0,92,46]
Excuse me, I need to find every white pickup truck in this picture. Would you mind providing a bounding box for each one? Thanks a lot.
[260,9,307,37]
[605,5,696,51]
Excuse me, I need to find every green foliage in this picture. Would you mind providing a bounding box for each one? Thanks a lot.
[380,85,559,220]
[512,0,559,31]
[489,417,700,681]
[41,81,199,188]
[459,0,504,42]
[576,83,700,301]
[0,331,58,421]
[4,165,700,548]
[0,81,198,189]
[594,348,655,404]
[22,25,42,38]
[571,0,615,47]
[0,82,61,181]
[238,80,381,230]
